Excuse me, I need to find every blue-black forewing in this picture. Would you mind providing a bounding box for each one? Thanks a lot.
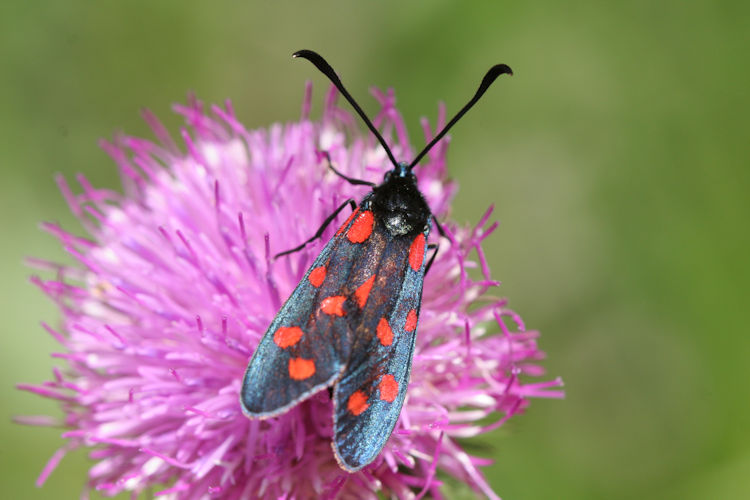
[240,209,364,418]
[332,226,429,471]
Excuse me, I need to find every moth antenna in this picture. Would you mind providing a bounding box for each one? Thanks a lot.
[293,50,400,169]
[408,63,513,170]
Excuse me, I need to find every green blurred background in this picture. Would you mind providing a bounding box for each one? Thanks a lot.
[2,1,748,498]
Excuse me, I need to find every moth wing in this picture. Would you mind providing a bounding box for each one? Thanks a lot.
[332,230,428,471]
[240,210,364,418]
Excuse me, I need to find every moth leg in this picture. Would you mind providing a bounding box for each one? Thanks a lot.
[321,151,376,187]
[432,217,447,238]
[423,217,446,275]
[425,242,440,275]
[275,198,357,258]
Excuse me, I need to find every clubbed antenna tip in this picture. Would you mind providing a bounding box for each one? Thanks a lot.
[293,49,400,169]
[408,62,513,169]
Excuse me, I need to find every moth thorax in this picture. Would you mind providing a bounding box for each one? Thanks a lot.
[373,178,430,237]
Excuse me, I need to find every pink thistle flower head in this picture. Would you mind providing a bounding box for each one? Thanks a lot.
[20,58,563,499]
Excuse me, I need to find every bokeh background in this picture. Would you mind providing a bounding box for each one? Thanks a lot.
[2,1,748,499]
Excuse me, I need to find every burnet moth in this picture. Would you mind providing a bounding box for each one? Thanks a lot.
[241,49,512,472]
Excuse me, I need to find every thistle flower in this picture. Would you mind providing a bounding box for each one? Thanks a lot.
[19,82,563,499]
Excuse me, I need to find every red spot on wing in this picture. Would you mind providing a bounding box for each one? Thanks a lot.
[354,275,376,308]
[378,374,399,402]
[347,210,374,243]
[320,295,346,316]
[377,318,393,346]
[347,390,369,416]
[405,309,418,332]
[308,266,327,287]
[409,233,426,271]
[273,326,304,348]
[288,358,316,380]
[336,208,359,236]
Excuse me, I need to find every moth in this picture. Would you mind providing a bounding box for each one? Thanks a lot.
[241,49,512,471]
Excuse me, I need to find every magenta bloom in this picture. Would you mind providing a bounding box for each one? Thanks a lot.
[20,83,563,499]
